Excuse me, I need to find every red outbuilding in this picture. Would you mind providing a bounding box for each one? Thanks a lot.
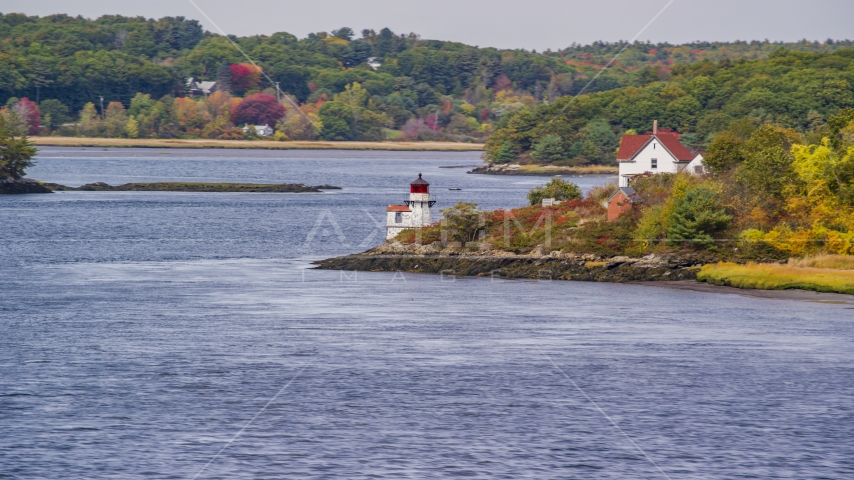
[606,186,643,222]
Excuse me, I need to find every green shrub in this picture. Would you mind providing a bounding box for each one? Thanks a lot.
[527,177,582,206]
[441,202,489,244]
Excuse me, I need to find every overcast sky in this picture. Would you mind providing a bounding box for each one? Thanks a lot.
[4,0,853,50]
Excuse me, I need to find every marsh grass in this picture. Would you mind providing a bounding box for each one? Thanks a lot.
[787,254,854,270]
[698,262,854,295]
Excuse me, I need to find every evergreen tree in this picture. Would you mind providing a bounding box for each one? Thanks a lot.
[0,114,37,179]
[530,134,568,162]
[216,62,232,94]
[493,142,516,163]
[666,187,732,247]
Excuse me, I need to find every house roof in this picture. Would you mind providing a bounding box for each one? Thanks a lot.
[387,205,411,212]
[410,173,429,186]
[616,134,694,162]
[198,81,217,94]
[606,186,643,204]
[242,124,272,131]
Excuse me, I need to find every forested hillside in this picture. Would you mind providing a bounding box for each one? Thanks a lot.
[1,12,852,142]
[485,49,854,165]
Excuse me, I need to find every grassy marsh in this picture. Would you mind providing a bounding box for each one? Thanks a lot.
[698,262,854,295]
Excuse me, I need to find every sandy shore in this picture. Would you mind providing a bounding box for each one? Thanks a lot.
[31,137,485,151]
[635,280,854,304]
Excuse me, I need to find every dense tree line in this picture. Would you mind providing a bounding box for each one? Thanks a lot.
[1,13,852,143]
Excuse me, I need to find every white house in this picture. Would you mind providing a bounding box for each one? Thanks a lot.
[616,120,705,187]
[683,154,707,175]
[242,124,274,137]
[386,174,435,239]
[186,78,218,97]
[367,57,382,70]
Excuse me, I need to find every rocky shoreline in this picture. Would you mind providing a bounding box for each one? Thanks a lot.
[0,177,52,194]
[314,242,703,283]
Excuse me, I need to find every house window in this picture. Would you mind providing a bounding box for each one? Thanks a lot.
[694,165,704,174]
[651,158,658,169]
[395,212,402,223]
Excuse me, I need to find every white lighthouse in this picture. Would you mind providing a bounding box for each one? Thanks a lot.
[386,173,435,240]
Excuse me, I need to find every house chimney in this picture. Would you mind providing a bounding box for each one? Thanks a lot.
[653,120,658,136]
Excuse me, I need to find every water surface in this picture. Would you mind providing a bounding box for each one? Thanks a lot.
[1,148,852,479]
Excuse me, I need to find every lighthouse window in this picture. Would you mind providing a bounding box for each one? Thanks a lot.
[651,158,658,169]
[395,212,402,223]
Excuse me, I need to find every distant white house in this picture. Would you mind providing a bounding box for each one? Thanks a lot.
[616,120,706,187]
[186,78,218,97]
[242,124,274,137]
[367,57,382,70]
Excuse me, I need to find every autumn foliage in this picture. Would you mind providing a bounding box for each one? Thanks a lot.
[229,63,262,94]
[231,93,285,127]
[13,98,40,135]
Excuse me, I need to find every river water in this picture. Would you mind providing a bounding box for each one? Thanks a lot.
[1,147,852,479]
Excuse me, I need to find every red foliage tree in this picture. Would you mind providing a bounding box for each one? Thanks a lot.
[14,98,40,135]
[424,114,441,131]
[230,63,261,93]
[231,93,285,126]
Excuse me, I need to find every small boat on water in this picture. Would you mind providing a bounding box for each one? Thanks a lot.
[449,188,462,191]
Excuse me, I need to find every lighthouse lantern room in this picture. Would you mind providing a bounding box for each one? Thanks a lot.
[386,173,435,239]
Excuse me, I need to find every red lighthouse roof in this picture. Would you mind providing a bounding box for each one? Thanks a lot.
[410,173,429,194]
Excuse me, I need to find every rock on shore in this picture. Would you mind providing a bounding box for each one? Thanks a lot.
[0,177,52,194]
[314,242,702,283]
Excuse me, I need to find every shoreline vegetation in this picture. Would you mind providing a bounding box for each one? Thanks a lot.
[40,182,340,193]
[31,137,485,151]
